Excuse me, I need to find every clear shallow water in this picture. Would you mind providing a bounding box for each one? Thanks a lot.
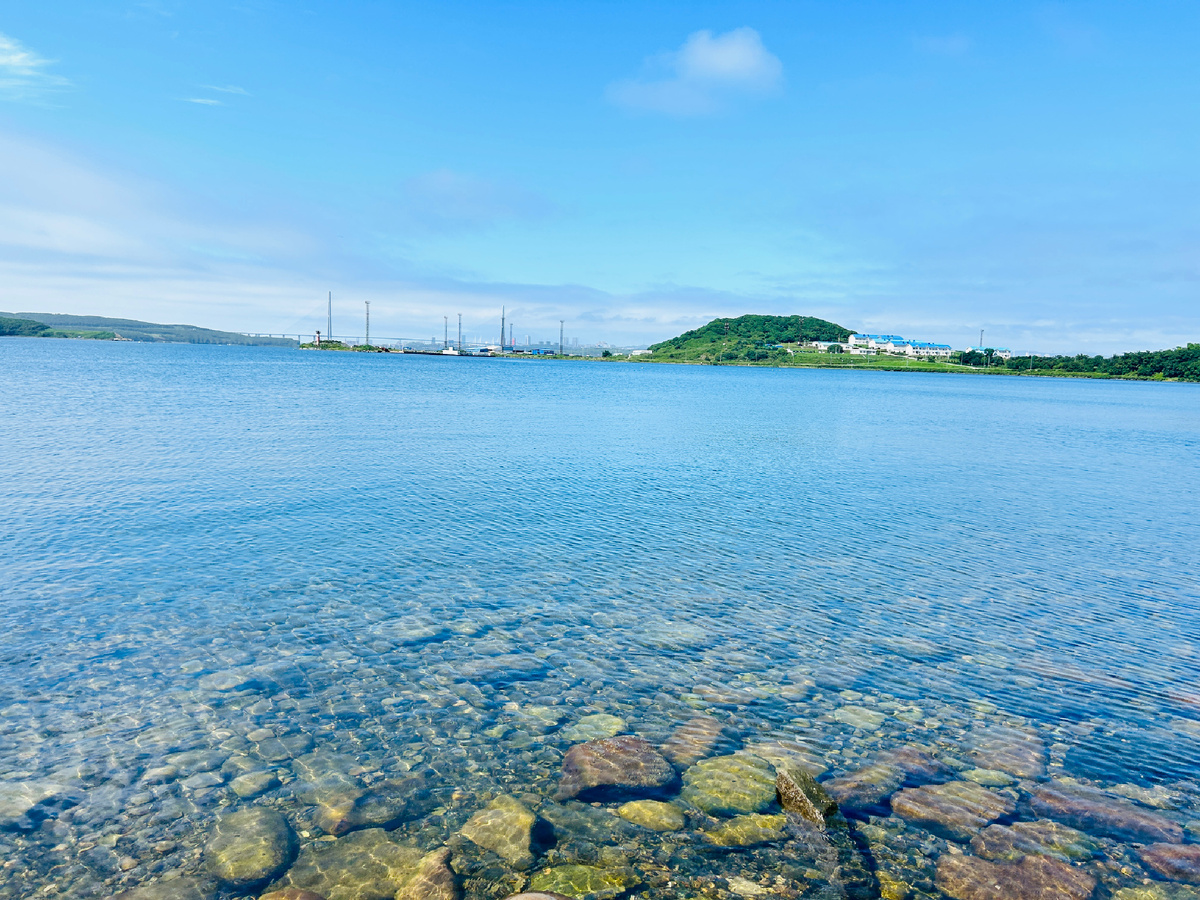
[1,338,1199,899]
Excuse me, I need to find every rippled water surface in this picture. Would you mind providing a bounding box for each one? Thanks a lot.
[2,339,1199,900]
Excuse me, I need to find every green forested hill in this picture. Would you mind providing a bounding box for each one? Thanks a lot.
[0,315,55,337]
[0,312,295,346]
[649,314,853,362]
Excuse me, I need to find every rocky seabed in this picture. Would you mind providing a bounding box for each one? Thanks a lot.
[1,595,1199,900]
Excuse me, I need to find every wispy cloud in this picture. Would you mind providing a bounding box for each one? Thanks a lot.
[607,27,783,116]
[397,169,555,233]
[203,84,249,95]
[0,31,70,103]
[182,97,222,106]
[914,33,973,57]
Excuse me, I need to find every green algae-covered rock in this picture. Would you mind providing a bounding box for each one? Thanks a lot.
[703,813,786,847]
[616,800,685,832]
[680,753,776,817]
[204,805,297,890]
[775,766,836,827]
[528,865,633,900]
[396,847,460,900]
[271,827,424,900]
[461,795,539,869]
[1114,887,1200,900]
[561,714,626,742]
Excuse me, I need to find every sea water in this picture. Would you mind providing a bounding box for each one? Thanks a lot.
[1,338,1198,899]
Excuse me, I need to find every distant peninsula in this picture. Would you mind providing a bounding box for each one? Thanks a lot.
[642,315,1200,382]
[0,312,296,347]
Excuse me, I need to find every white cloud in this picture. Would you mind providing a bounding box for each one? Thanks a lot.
[0,31,69,103]
[182,97,222,105]
[607,27,783,116]
[203,84,249,95]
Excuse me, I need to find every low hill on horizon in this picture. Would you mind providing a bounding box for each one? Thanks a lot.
[0,312,296,346]
[649,314,854,362]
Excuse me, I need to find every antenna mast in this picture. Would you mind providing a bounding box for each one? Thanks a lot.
[457,314,462,352]
[365,301,370,347]
[328,291,332,341]
[559,320,564,356]
[444,316,448,349]
[500,307,505,349]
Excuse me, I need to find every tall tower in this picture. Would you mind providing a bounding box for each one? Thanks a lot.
[500,306,506,349]
[444,316,448,349]
[327,291,332,341]
[458,314,462,352]
[509,323,513,347]
[559,320,564,356]
[365,301,370,347]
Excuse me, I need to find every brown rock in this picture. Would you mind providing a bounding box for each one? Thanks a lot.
[396,848,460,900]
[1138,844,1200,884]
[891,781,1015,842]
[661,716,737,767]
[1030,782,1183,844]
[936,853,1097,900]
[880,746,957,786]
[776,767,837,827]
[555,736,678,802]
[968,726,1046,779]
[260,891,328,900]
[315,773,435,836]
[824,763,904,817]
[970,820,1100,862]
[112,879,215,900]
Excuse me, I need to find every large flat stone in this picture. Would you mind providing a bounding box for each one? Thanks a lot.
[936,852,1096,900]
[1030,782,1183,844]
[1138,844,1200,884]
[680,753,777,817]
[556,736,678,802]
[891,782,1015,842]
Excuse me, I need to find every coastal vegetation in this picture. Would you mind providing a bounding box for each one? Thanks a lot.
[642,315,1200,382]
[0,312,295,346]
[649,314,852,362]
[0,315,115,340]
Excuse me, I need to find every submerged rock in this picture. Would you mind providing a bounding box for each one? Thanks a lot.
[396,847,460,900]
[0,780,74,831]
[616,799,685,832]
[890,782,1015,842]
[112,877,217,900]
[561,714,627,743]
[744,739,828,778]
[556,736,678,802]
[204,805,297,890]
[528,865,633,900]
[315,773,436,836]
[681,753,777,817]
[271,828,424,900]
[461,795,540,869]
[971,819,1100,862]
[260,891,328,900]
[824,763,905,817]
[703,813,787,847]
[230,770,280,799]
[501,895,574,900]
[834,705,886,731]
[661,715,738,767]
[968,726,1046,779]
[1030,782,1183,844]
[776,766,837,827]
[935,852,1096,900]
[1138,843,1200,884]
[880,746,957,786]
[1113,887,1200,900]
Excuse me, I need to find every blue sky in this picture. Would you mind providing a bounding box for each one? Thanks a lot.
[1,2,1196,352]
